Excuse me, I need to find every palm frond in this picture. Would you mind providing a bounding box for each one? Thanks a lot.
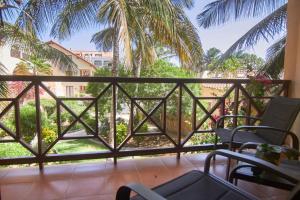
[0,61,7,98]
[258,37,286,79]
[197,0,286,28]
[91,27,114,51]
[171,0,194,9]
[266,36,286,59]
[15,0,68,36]
[221,4,287,60]
[51,0,102,40]
[1,23,76,71]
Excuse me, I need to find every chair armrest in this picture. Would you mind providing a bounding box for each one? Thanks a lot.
[216,115,261,128]
[230,126,298,150]
[116,183,167,200]
[239,142,262,153]
[287,132,299,150]
[205,150,299,184]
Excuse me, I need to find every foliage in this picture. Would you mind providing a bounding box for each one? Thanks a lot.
[116,122,128,145]
[0,143,32,158]
[42,128,57,145]
[51,0,203,71]
[19,104,51,142]
[190,133,216,145]
[197,0,287,78]
[87,60,199,126]
[203,48,265,75]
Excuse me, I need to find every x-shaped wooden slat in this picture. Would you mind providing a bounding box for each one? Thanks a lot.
[116,83,178,150]
[40,83,114,155]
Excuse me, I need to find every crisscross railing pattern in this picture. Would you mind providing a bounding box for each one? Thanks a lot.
[0,76,289,169]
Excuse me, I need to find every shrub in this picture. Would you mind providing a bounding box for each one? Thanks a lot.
[28,99,57,116]
[116,122,128,144]
[42,128,56,145]
[20,104,50,143]
[83,114,96,135]
[190,133,218,145]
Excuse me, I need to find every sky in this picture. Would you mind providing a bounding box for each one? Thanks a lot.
[43,0,283,60]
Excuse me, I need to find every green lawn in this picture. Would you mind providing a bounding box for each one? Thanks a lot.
[0,143,32,158]
[54,139,106,154]
[0,139,106,159]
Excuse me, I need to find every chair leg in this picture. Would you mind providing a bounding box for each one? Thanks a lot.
[213,134,218,161]
[234,178,238,186]
[225,157,231,181]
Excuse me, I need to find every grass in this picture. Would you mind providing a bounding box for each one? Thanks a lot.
[0,139,106,159]
[54,139,106,154]
[0,143,32,158]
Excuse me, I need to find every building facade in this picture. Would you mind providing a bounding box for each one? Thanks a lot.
[0,41,112,97]
[72,50,113,68]
[47,41,99,97]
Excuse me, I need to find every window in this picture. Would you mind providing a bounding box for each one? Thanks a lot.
[66,86,74,97]
[10,45,21,58]
[95,54,102,57]
[65,70,74,76]
[80,86,86,93]
[103,61,111,66]
[94,60,103,66]
[80,69,91,77]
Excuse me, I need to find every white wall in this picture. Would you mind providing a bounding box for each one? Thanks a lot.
[0,45,22,74]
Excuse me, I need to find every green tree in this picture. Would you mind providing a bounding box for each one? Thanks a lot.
[13,56,52,75]
[51,0,203,77]
[0,0,76,74]
[198,0,287,78]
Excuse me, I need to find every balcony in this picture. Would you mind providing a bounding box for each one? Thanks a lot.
[0,76,290,199]
[0,153,289,200]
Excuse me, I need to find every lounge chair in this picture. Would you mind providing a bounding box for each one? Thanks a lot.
[116,150,300,200]
[214,96,300,151]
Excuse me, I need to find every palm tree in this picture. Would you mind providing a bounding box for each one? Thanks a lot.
[50,0,203,77]
[197,0,287,79]
[13,56,52,75]
[0,0,76,72]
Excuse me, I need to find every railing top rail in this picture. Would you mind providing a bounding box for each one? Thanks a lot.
[0,75,290,84]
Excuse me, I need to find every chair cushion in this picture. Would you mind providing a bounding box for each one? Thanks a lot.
[215,128,267,145]
[132,170,257,200]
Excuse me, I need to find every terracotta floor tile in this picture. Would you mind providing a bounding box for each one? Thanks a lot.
[0,182,33,200]
[23,179,69,200]
[0,167,41,184]
[65,176,113,198]
[137,168,173,188]
[66,194,115,200]
[0,154,289,200]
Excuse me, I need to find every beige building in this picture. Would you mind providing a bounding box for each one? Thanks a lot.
[0,41,99,97]
[47,41,98,97]
[73,50,113,68]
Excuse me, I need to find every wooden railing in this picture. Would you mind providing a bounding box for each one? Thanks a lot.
[0,76,290,169]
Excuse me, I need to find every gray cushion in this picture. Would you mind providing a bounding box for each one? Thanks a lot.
[215,128,267,145]
[132,170,257,200]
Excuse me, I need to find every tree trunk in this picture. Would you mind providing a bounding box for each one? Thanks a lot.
[110,27,119,146]
[127,54,142,136]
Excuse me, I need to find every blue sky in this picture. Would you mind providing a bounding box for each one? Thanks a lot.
[44,1,282,60]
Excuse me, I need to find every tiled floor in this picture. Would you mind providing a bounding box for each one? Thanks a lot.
[0,154,289,200]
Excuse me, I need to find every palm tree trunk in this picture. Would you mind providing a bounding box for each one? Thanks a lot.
[110,27,119,146]
[112,27,119,76]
